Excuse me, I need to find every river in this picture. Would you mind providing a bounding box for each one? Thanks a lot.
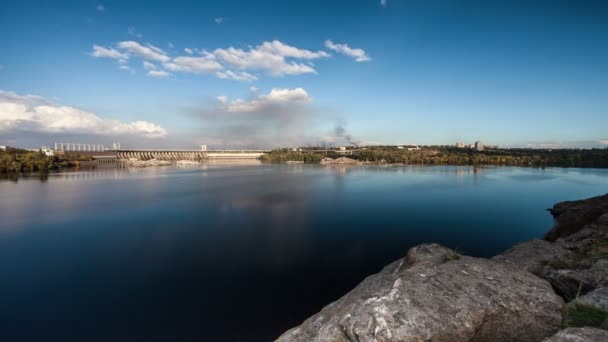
[1,162,607,341]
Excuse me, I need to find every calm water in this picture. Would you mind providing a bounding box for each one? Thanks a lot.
[1,163,607,341]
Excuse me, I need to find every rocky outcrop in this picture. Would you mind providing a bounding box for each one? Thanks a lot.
[495,196,608,301]
[492,239,571,277]
[542,327,608,341]
[277,243,564,342]
[276,194,608,341]
[545,194,608,241]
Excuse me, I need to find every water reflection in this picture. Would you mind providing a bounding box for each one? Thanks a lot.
[1,164,607,341]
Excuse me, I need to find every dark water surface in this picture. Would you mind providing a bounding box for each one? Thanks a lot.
[1,163,607,341]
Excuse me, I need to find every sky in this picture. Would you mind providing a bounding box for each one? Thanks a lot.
[0,0,607,149]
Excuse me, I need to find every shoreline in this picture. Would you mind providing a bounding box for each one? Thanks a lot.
[276,194,608,341]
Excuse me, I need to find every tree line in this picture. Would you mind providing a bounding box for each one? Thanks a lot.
[0,148,90,173]
[263,147,608,168]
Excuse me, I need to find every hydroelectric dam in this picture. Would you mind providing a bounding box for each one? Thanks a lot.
[116,149,268,160]
[56,145,268,161]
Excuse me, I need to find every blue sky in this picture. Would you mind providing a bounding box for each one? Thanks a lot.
[1,0,607,148]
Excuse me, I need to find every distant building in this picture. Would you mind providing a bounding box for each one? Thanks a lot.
[0,146,6,151]
[456,141,465,148]
[397,146,404,149]
[336,146,353,155]
[201,145,207,151]
[474,141,484,151]
[40,146,54,156]
[406,145,420,151]
[111,142,121,150]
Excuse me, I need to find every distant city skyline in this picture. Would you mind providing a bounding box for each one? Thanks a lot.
[1,0,607,149]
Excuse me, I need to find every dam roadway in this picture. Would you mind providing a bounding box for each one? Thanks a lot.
[64,149,269,160]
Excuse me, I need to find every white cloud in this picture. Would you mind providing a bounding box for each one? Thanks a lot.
[218,88,311,112]
[260,40,329,59]
[90,45,128,62]
[214,17,224,24]
[249,86,258,92]
[164,54,223,74]
[117,41,169,62]
[215,70,257,82]
[92,39,337,80]
[325,40,371,62]
[599,139,608,145]
[380,0,387,8]
[196,87,321,147]
[147,70,171,78]
[212,40,326,76]
[96,4,105,12]
[143,61,156,69]
[0,91,166,138]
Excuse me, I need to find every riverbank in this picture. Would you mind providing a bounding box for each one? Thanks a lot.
[0,147,91,173]
[277,194,608,341]
[262,146,608,168]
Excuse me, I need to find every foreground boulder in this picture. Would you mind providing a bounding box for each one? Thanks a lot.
[492,239,571,277]
[277,244,564,342]
[542,327,608,341]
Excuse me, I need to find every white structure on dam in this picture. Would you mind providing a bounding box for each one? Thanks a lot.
[55,142,107,152]
[115,149,268,160]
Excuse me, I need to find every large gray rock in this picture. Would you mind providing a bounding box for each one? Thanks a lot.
[576,287,608,312]
[276,243,564,342]
[542,327,608,341]
[493,239,571,277]
[545,194,608,241]
[545,260,608,300]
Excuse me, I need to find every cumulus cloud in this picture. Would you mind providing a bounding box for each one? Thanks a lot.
[217,88,311,112]
[0,91,166,138]
[214,17,224,24]
[164,54,223,74]
[117,41,169,62]
[259,40,329,59]
[147,70,171,78]
[215,70,257,82]
[96,4,105,12]
[190,87,325,147]
[212,40,327,76]
[325,40,371,62]
[91,39,368,82]
[143,61,156,69]
[90,45,128,62]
